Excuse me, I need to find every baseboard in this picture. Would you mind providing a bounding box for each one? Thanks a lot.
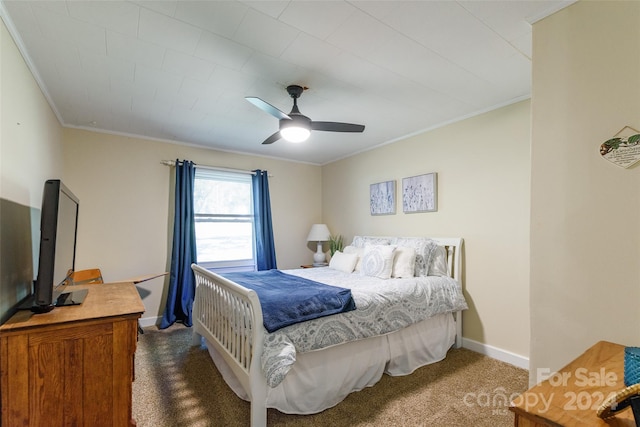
[462,337,529,370]
[139,315,160,329]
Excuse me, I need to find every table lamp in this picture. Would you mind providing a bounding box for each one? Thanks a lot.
[307,224,331,266]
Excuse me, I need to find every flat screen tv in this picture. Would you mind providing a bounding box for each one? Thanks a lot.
[31,179,87,313]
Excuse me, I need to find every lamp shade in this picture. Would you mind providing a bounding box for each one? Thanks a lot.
[307,224,331,242]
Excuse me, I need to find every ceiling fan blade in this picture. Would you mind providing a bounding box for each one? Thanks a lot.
[261,131,281,145]
[246,97,290,120]
[311,121,365,133]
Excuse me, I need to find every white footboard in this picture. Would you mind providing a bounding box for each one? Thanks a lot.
[191,264,268,427]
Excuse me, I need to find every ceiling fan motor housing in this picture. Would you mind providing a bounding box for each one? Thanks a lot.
[280,114,311,129]
[286,85,305,99]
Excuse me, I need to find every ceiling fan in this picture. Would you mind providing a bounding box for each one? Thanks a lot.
[246,85,365,145]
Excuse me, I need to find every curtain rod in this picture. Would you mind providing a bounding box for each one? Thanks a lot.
[160,160,273,177]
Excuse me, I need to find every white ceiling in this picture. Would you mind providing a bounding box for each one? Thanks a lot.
[1,0,574,165]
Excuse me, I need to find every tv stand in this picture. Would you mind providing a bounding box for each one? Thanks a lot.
[0,282,144,426]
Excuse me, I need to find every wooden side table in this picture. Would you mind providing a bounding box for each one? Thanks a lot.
[510,341,637,426]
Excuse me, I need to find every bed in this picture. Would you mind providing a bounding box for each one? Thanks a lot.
[191,236,468,427]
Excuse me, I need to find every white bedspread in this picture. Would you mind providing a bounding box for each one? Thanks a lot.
[261,267,468,387]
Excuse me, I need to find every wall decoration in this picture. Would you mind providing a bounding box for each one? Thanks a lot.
[370,180,396,215]
[402,173,437,213]
[600,126,640,168]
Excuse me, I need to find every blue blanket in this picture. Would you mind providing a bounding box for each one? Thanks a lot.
[223,270,356,333]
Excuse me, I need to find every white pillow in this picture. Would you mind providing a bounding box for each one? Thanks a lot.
[392,246,416,278]
[428,245,449,276]
[329,251,358,274]
[360,245,396,279]
[343,245,364,272]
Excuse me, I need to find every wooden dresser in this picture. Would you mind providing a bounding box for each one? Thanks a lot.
[0,282,145,427]
[510,341,636,426]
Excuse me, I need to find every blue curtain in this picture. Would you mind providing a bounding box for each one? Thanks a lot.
[160,160,197,328]
[252,170,277,270]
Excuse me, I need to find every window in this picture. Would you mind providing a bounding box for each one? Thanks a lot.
[193,169,255,272]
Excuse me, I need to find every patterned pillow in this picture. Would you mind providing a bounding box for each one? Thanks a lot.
[391,246,416,278]
[351,236,392,248]
[391,237,439,277]
[360,245,396,279]
[428,245,449,276]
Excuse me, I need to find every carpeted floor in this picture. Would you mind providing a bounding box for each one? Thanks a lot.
[132,324,527,427]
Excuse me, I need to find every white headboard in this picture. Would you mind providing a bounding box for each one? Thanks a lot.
[349,236,463,285]
[430,237,463,285]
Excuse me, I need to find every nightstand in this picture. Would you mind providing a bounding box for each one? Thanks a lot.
[510,341,634,426]
[301,264,327,268]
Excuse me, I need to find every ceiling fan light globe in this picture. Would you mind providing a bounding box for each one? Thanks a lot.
[281,126,310,142]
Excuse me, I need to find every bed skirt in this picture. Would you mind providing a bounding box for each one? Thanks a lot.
[204,312,456,414]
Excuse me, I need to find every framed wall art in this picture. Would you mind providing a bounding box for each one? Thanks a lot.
[402,173,437,213]
[370,180,396,215]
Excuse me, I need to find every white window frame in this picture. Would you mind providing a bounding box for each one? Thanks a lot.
[193,168,256,273]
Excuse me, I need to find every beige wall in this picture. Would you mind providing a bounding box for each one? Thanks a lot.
[530,0,640,382]
[323,100,532,359]
[1,18,63,206]
[1,17,64,319]
[63,129,321,324]
[12,0,637,371]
